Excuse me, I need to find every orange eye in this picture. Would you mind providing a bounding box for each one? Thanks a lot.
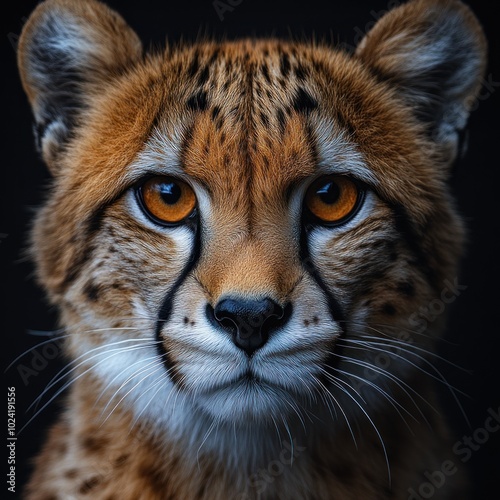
[305,176,360,224]
[140,176,196,224]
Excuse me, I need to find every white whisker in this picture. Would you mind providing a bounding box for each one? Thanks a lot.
[315,373,358,449]
[322,370,391,486]
[332,366,417,432]
[341,338,470,427]
[98,355,162,415]
[21,343,158,433]
[358,333,471,372]
[5,334,70,372]
[329,350,439,421]
[30,340,156,411]
[196,417,219,469]
[131,375,169,429]
[100,362,164,426]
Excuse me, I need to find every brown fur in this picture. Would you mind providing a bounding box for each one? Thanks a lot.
[18,0,486,498]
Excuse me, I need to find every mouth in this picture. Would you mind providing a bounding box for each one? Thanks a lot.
[203,368,264,395]
[195,371,296,423]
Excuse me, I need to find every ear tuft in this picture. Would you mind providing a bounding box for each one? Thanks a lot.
[18,0,142,172]
[356,0,487,165]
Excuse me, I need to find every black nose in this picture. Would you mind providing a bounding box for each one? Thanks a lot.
[208,298,290,356]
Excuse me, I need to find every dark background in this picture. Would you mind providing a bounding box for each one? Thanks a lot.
[3,0,499,497]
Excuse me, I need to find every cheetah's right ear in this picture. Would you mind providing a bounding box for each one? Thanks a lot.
[355,0,487,168]
[18,0,142,173]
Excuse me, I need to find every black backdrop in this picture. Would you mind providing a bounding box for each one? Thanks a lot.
[3,0,499,497]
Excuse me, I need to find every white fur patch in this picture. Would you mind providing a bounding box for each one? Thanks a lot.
[314,119,377,185]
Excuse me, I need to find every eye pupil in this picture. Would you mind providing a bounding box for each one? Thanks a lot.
[139,176,196,225]
[305,175,361,225]
[159,182,182,205]
[317,182,340,205]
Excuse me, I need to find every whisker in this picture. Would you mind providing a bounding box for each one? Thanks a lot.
[5,334,70,372]
[196,417,219,469]
[131,375,169,429]
[331,366,417,432]
[30,340,156,411]
[356,333,471,372]
[26,328,66,337]
[21,344,157,432]
[314,382,339,421]
[344,319,460,346]
[94,354,159,408]
[283,392,310,432]
[315,373,358,449]
[97,355,161,412]
[270,414,284,449]
[322,372,391,485]
[281,414,295,463]
[340,339,471,427]
[329,351,439,420]
[339,340,468,396]
[100,363,165,426]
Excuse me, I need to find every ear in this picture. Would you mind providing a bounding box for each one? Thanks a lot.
[355,0,487,166]
[18,0,142,172]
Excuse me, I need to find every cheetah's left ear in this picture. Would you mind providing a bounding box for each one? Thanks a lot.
[18,0,142,173]
[356,0,487,166]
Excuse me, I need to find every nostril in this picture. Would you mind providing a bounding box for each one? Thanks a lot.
[262,302,292,333]
[214,298,283,333]
[206,303,236,333]
[208,297,292,356]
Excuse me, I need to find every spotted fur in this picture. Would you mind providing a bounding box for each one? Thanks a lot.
[18,0,486,498]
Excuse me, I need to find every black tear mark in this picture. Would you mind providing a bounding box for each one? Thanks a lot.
[299,223,347,385]
[155,224,201,387]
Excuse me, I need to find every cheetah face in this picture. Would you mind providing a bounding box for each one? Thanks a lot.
[18,0,485,429]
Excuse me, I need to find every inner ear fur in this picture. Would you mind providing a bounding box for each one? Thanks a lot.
[355,0,487,166]
[18,0,142,172]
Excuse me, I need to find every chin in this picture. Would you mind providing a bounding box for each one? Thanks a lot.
[195,377,301,424]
